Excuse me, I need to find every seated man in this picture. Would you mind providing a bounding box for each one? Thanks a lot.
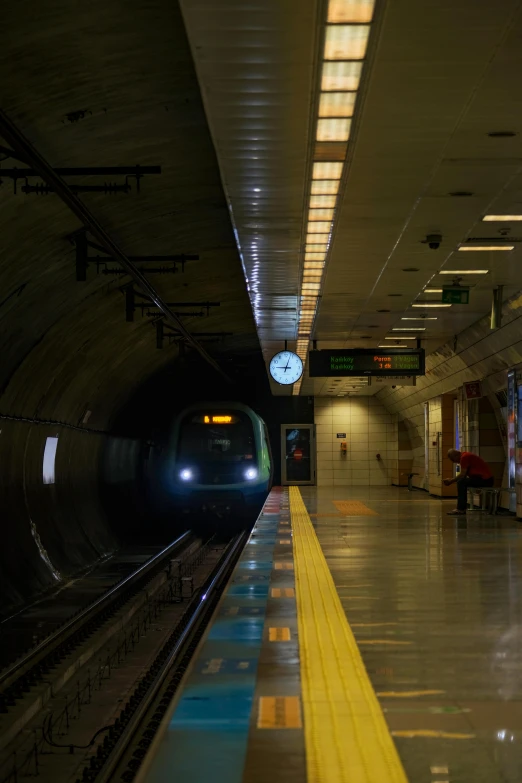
[444,448,494,516]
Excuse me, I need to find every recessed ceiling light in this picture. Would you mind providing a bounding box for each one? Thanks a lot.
[311,179,340,195]
[423,288,443,293]
[458,244,513,251]
[402,268,419,272]
[310,195,336,209]
[483,215,522,221]
[319,92,357,118]
[384,336,416,340]
[321,61,363,91]
[309,207,335,221]
[308,221,332,234]
[412,303,452,308]
[313,161,343,179]
[324,24,370,60]
[392,328,426,331]
[317,117,352,142]
[327,0,376,23]
[439,270,489,275]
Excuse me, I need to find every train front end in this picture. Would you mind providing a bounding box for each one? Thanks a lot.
[169,404,270,518]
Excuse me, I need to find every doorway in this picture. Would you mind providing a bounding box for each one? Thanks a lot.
[281,424,316,486]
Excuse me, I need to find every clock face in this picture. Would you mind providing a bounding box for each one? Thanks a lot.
[269,351,303,385]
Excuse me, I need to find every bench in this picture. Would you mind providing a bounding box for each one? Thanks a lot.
[466,487,516,515]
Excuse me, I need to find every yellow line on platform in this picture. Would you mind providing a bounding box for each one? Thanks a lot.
[289,486,409,783]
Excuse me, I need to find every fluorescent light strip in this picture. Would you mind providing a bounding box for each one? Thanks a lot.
[308,221,332,234]
[327,0,376,24]
[412,303,451,308]
[458,245,513,251]
[392,328,426,331]
[309,207,335,221]
[309,196,336,208]
[307,233,330,244]
[402,317,437,320]
[305,252,327,261]
[423,288,442,293]
[324,24,370,60]
[379,344,408,348]
[306,242,329,250]
[483,215,522,221]
[313,161,343,179]
[317,117,351,142]
[311,180,340,195]
[439,270,488,275]
[385,336,416,340]
[321,61,363,91]
[319,92,356,118]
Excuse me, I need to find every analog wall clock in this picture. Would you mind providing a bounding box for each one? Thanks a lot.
[269,351,303,385]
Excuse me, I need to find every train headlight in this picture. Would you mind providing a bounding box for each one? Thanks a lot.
[245,467,258,481]
[180,468,193,482]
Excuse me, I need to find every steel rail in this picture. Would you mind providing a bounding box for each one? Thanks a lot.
[0,110,233,384]
[95,532,246,783]
[0,531,191,692]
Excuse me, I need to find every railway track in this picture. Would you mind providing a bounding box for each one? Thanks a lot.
[0,529,245,783]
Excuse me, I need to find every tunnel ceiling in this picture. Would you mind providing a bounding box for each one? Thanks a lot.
[0,0,259,430]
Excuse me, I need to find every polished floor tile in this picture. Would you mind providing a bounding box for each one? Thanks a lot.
[300,485,522,783]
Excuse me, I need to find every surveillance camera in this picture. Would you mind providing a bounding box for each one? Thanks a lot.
[426,233,442,250]
[391,385,397,389]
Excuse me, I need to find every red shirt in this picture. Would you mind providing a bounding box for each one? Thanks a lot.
[460,452,492,480]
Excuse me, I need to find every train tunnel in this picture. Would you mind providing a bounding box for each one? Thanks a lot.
[2,2,522,781]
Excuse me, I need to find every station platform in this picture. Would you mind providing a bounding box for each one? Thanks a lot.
[139,486,522,783]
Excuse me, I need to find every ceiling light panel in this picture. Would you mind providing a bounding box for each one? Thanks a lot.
[385,336,417,340]
[311,179,340,195]
[306,241,330,249]
[483,215,522,221]
[304,261,326,269]
[392,328,426,331]
[319,92,357,118]
[317,117,352,141]
[305,252,327,261]
[423,288,443,293]
[321,61,363,91]
[324,25,370,60]
[309,207,335,221]
[313,161,344,179]
[308,221,333,234]
[306,233,330,245]
[458,245,514,251]
[412,303,451,308]
[309,195,337,208]
[327,0,376,23]
[439,270,489,275]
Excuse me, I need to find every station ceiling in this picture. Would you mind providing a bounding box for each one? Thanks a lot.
[181,0,522,396]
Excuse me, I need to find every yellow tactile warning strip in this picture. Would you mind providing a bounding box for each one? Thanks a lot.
[289,486,409,783]
[333,500,379,516]
[257,696,302,729]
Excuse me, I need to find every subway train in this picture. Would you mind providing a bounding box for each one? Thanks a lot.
[166,402,273,520]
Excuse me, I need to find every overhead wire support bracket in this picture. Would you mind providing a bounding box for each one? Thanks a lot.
[68,229,198,281]
[123,285,220,321]
[0,110,232,384]
[154,319,232,349]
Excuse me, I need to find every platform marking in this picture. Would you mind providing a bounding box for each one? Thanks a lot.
[279,539,292,544]
[275,562,294,570]
[271,587,295,598]
[269,627,291,642]
[289,485,409,783]
[257,696,302,729]
[333,500,379,516]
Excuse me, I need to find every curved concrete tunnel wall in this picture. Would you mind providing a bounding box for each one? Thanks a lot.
[376,290,522,492]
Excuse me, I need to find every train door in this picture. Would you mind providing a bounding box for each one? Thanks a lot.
[280,424,316,486]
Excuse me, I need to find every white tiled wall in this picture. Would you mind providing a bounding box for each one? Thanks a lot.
[315,397,398,486]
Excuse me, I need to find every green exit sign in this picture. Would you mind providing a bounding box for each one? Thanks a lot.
[442,286,470,304]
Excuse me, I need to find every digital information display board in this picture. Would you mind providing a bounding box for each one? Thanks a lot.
[308,349,425,377]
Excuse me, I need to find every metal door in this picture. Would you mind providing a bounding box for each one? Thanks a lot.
[280,424,316,486]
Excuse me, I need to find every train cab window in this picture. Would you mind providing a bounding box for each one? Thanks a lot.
[178,412,255,463]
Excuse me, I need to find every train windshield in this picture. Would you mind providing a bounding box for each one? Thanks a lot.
[178,411,256,463]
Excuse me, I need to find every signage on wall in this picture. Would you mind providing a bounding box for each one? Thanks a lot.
[464,381,482,400]
[308,349,425,377]
[442,286,470,305]
[336,433,346,438]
